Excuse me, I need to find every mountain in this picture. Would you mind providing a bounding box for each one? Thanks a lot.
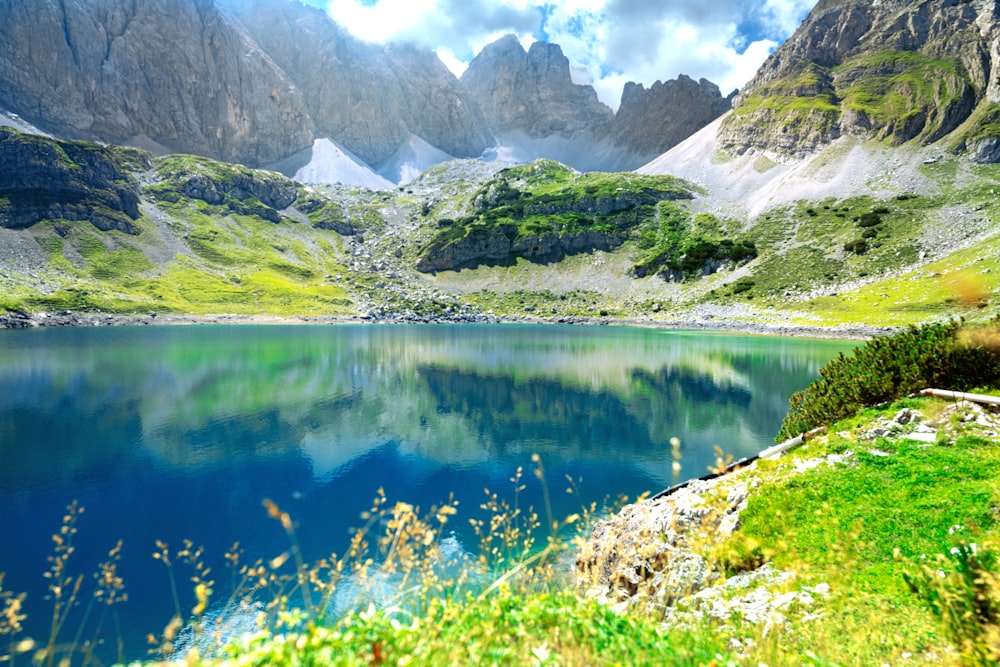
[0,0,315,167]
[717,0,1000,162]
[462,35,734,172]
[220,0,493,170]
[462,35,614,141]
[611,76,736,167]
[0,0,492,176]
[0,0,733,185]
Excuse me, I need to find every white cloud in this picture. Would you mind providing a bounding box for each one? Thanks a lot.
[435,47,468,78]
[326,0,440,44]
[324,0,815,110]
[761,0,818,34]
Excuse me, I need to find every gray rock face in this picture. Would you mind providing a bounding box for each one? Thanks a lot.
[0,128,146,234]
[462,35,614,138]
[415,226,626,272]
[0,0,314,167]
[719,0,1000,160]
[611,76,734,164]
[575,466,755,610]
[222,0,493,167]
[0,0,493,172]
[971,136,1000,163]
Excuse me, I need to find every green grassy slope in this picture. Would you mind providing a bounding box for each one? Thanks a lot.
[1,133,999,329]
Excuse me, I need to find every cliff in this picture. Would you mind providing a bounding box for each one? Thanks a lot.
[718,0,1000,161]
[611,76,735,165]
[461,35,613,139]
[0,0,314,167]
[0,128,146,234]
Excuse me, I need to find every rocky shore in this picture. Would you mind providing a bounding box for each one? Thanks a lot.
[575,396,1000,641]
[0,307,889,339]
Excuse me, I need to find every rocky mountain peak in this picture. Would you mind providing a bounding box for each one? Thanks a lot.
[613,75,734,164]
[461,34,613,138]
[720,0,1000,162]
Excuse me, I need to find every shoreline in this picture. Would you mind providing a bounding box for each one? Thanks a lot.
[0,309,891,339]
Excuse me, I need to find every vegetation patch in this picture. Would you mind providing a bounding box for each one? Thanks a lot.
[735,408,1000,663]
[462,288,619,318]
[733,63,840,118]
[151,154,297,223]
[632,203,757,280]
[739,195,933,303]
[416,160,694,272]
[835,50,971,143]
[778,318,1000,439]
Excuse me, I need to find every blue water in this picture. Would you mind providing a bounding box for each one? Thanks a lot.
[0,324,853,661]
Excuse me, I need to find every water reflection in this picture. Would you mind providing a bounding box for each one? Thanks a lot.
[0,324,854,661]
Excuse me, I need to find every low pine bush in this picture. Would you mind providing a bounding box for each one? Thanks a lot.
[777,318,1000,439]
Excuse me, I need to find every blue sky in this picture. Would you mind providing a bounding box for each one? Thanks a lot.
[301,0,817,109]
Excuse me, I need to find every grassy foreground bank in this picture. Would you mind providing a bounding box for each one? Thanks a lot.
[2,321,1000,666]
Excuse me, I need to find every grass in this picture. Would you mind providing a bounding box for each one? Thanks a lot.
[461,288,622,318]
[731,398,1000,663]
[733,63,840,118]
[834,51,970,141]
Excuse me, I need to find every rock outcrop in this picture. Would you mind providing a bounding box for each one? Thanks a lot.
[611,76,735,166]
[575,465,755,610]
[0,128,146,234]
[719,0,1000,161]
[415,161,693,272]
[152,155,298,223]
[415,226,627,272]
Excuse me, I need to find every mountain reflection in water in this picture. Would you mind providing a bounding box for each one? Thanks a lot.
[0,323,854,662]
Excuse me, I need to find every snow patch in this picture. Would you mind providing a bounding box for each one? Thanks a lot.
[376,134,454,185]
[0,109,50,136]
[268,138,394,190]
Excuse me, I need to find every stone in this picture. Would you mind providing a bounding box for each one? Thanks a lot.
[574,463,757,609]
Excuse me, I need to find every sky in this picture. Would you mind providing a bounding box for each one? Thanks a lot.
[302,0,818,110]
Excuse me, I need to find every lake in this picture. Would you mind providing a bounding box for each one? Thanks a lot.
[0,323,853,660]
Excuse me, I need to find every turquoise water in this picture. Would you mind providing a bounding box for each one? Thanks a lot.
[0,323,853,659]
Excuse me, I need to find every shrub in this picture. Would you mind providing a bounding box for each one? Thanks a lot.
[856,212,884,228]
[777,319,1000,439]
[844,239,869,255]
